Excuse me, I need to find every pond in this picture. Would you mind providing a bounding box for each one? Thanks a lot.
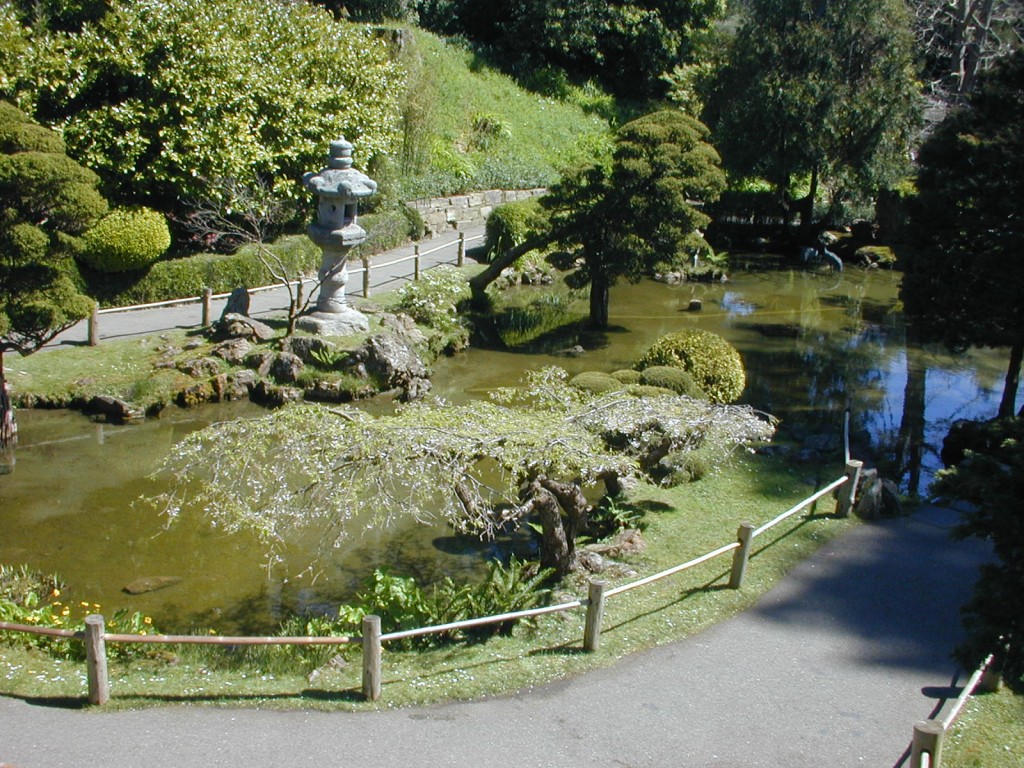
[1,266,1015,633]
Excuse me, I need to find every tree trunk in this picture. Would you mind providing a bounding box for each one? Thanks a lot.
[530,480,573,578]
[798,163,819,241]
[468,235,551,309]
[538,477,590,544]
[589,274,610,329]
[1,349,17,462]
[998,337,1023,418]
[896,339,927,496]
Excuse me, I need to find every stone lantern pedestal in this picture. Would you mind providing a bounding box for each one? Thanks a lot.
[296,138,377,336]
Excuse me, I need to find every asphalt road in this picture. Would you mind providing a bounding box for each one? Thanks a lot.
[0,505,990,768]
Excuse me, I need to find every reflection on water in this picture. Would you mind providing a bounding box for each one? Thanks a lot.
[1,267,1017,632]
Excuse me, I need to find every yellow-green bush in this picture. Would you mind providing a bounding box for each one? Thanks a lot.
[80,207,171,272]
[569,371,625,395]
[639,365,707,399]
[635,329,746,404]
[484,197,550,261]
[610,369,642,384]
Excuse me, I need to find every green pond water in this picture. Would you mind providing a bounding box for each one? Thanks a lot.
[1,266,1015,633]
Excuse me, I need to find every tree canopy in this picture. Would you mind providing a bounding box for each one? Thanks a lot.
[416,0,725,98]
[2,0,404,215]
[933,417,1024,690]
[901,51,1024,417]
[1,100,99,449]
[543,110,725,327]
[153,367,774,577]
[705,0,920,231]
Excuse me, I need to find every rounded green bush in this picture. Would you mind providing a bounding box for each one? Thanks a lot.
[484,197,549,262]
[569,371,625,395]
[610,369,642,384]
[639,365,707,399]
[626,384,675,397]
[635,329,745,404]
[80,207,171,273]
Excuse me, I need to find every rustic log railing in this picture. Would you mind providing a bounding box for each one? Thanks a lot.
[0,461,861,705]
[909,652,1003,768]
[86,232,480,345]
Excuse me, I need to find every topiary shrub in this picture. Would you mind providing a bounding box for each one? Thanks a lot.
[639,365,707,399]
[569,371,625,395]
[484,197,549,262]
[80,208,171,272]
[626,384,675,397]
[635,329,745,404]
[610,369,642,384]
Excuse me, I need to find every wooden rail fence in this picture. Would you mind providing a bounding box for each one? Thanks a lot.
[0,460,865,706]
[86,232,479,345]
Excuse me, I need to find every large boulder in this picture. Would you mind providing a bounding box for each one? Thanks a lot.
[854,468,903,519]
[354,333,431,401]
[208,313,274,343]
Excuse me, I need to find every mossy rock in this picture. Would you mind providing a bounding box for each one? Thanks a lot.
[610,369,642,384]
[569,371,625,395]
[639,365,707,399]
[635,329,745,404]
[854,245,897,268]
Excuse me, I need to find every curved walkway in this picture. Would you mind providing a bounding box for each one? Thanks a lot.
[0,504,989,767]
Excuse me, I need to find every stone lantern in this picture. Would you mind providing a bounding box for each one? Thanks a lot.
[296,137,377,336]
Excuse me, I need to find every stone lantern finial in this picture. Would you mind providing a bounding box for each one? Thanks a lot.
[296,137,377,336]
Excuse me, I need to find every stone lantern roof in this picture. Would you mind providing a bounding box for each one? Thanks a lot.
[302,138,378,200]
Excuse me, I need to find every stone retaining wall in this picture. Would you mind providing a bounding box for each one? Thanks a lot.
[406,188,546,237]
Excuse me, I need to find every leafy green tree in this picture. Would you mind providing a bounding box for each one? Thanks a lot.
[4,0,404,216]
[416,0,725,97]
[471,111,724,328]
[933,417,1024,690]
[901,51,1024,417]
[153,367,774,577]
[545,110,725,327]
[705,0,920,232]
[1,101,101,451]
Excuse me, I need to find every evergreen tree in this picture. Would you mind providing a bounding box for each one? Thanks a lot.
[901,51,1024,417]
[0,101,101,451]
[705,0,920,232]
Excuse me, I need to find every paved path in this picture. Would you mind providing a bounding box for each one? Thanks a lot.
[44,225,488,349]
[0,505,990,768]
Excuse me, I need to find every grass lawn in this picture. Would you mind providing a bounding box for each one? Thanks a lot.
[943,686,1024,767]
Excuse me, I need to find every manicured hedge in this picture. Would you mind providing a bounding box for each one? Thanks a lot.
[80,208,171,272]
[635,329,746,404]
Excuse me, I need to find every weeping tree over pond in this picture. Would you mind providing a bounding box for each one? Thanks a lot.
[153,368,774,578]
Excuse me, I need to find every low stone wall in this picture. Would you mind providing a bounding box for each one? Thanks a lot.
[407,188,546,237]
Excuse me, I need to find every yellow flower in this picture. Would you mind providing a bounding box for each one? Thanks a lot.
[143,616,152,625]
[79,601,89,607]
[52,588,61,597]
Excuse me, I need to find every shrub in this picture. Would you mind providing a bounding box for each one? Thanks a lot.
[626,384,675,398]
[569,371,625,395]
[395,264,470,331]
[639,365,707,399]
[79,235,320,306]
[484,197,550,261]
[610,369,642,384]
[635,329,746,404]
[79,208,171,273]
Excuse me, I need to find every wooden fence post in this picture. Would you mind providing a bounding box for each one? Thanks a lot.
[729,522,756,589]
[835,459,863,517]
[362,614,382,702]
[362,257,371,298]
[88,304,99,347]
[201,287,213,327]
[457,232,465,267]
[911,719,945,768]
[583,580,606,652]
[979,664,1003,693]
[84,614,109,705]
[414,244,421,281]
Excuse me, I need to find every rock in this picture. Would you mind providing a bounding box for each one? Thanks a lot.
[220,287,250,319]
[854,468,903,519]
[295,307,369,336]
[208,313,274,343]
[244,350,276,377]
[177,356,222,378]
[183,339,204,351]
[270,352,305,383]
[282,336,338,365]
[251,380,303,409]
[379,312,427,346]
[687,299,702,312]
[122,576,183,595]
[576,550,607,573]
[177,382,214,408]
[356,333,430,397]
[85,395,144,423]
[211,371,257,401]
[212,338,253,365]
